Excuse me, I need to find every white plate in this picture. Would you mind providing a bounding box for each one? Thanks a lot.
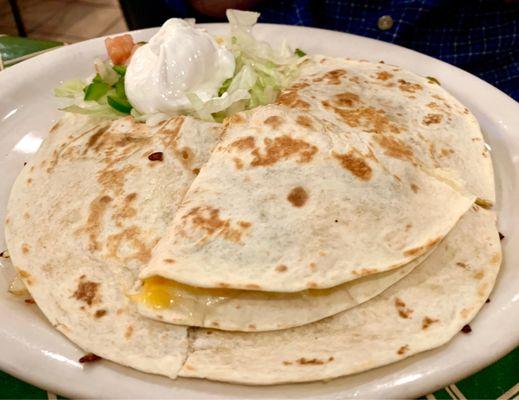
[0,24,518,399]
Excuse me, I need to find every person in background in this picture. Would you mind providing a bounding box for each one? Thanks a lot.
[160,0,518,100]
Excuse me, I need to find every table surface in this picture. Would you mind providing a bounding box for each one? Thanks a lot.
[0,35,517,400]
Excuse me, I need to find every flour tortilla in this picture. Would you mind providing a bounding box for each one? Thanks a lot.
[296,56,495,203]
[179,206,501,384]
[136,252,428,332]
[142,101,474,292]
[4,113,221,377]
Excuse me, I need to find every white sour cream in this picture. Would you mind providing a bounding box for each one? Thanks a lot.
[125,19,235,114]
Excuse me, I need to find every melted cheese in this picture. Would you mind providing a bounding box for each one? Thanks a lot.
[137,276,232,311]
[137,276,339,312]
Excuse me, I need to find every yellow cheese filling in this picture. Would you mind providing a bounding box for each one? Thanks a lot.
[136,276,340,311]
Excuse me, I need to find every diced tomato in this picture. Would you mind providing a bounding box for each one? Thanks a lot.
[105,34,135,65]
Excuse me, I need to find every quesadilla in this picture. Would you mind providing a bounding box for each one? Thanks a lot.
[4,113,221,377]
[135,253,428,332]
[179,206,501,384]
[139,58,481,297]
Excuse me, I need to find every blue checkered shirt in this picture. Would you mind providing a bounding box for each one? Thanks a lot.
[165,0,518,100]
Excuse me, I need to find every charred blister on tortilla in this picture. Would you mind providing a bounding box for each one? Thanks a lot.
[79,353,102,363]
[148,151,164,161]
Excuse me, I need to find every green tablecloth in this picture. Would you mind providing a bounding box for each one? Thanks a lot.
[0,35,62,69]
[1,35,517,400]
[0,347,517,399]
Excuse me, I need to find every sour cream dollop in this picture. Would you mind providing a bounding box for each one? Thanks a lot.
[125,19,235,114]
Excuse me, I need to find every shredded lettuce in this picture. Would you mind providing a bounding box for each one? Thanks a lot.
[187,10,300,121]
[94,58,119,85]
[60,103,125,119]
[53,79,87,98]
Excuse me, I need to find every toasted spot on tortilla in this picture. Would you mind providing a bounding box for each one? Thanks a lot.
[21,243,29,254]
[158,117,185,149]
[440,148,455,157]
[460,307,471,319]
[113,193,138,226]
[86,126,110,149]
[397,345,409,355]
[403,237,440,257]
[148,151,163,161]
[238,221,251,229]
[323,69,347,85]
[192,168,200,175]
[264,115,284,129]
[291,82,310,90]
[116,308,123,315]
[376,71,392,81]
[94,309,107,318]
[374,135,414,160]
[309,262,317,270]
[333,151,372,180]
[478,283,490,297]
[73,280,99,306]
[106,225,152,263]
[225,113,245,124]
[395,297,413,319]
[246,284,260,290]
[97,165,135,196]
[334,92,360,107]
[473,271,485,280]
[422,317,439,329]
[19,270,31,280]
[232,157,244,170]
[124,325,133,339]
[323,101,401,134]
[275,264,288,272]
[50,119,64,133]
[230,136,255,151]
[174,146,194,170]
[410,183,419,193]
[211,321,219,327]
[282,361,292,366]
[276,90,310,109]
[490,252,501,265]
[423,113,443,125]
[287,186,309,207]
[183,364,196,371]
[23,212,30,220]
[398,79,422,93]
[353,268,378,277]
[26,178,32,185]
[306,282,318,289]
[456,261,468,269]
[475,198,493,209]
[248,324,256,330]
[296,357,334,365]
[250,135,318,167]
[184,206,250,243]
[296,115,314,128]
[76,195,112,252]
[164,259,175,264]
